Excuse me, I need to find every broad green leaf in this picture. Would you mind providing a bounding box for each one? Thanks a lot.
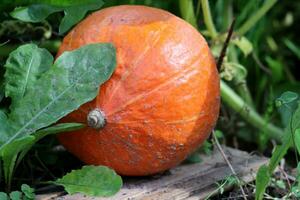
[276,91,299,106]
[232,36,253,56]
[21,184,35,200]
[1,136,35,185]
[0,43,116,151]
[53,165,122,197]
[255,165,270,200]
[10,1,104,34]
[0,192,8,200]
[276,91,299,127]
[10,5,61,23]
[4,44,53,110]
[9,191,22,200]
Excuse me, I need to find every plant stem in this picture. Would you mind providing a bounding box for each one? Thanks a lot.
[179,0,283,142]
[0,40,61,57]
[236,82,255,108]
[237,0,278,35]
[178,0,198,28]
[221,80,283,142]
[200,0,218,39]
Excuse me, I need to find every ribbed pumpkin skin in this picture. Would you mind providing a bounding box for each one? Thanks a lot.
[57,5,220,176]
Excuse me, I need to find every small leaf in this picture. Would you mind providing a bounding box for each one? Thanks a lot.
[21,184,35,200]
[9,191,22,200]
[232,36,253,56]
[10,5,61,23]
[0,43,116,151]
[276,91,299,127]
[4,43,53,110]
[255,165,270,200]
[53,165,122,197]
[0,192,8,200]
[10,1,104,34]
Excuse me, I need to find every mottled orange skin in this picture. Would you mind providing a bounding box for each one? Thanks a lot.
[57,5,220,176]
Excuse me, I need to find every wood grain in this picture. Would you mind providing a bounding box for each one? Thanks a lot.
[37,146,267,200]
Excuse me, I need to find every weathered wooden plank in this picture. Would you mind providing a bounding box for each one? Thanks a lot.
[37,146,267,200]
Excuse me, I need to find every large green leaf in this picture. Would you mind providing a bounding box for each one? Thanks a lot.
[9,0,104,34]
[4,44,53,110]
[53,165,122,196]
[0,43,116,151]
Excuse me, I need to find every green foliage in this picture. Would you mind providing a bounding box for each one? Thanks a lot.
[0,43,116,150]
[4,44,53,110]
[0,43,117,192]
[9,191,22,200]
[53,166,122,197]
[21,184,35,200]
[9,0,104,34]
[255,92,300,200]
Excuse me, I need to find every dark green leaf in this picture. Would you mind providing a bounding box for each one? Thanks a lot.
[0,136,35,185]
[34,123,84,141]
[21,184,35,200]
[0,43,116,151]
[10,1,104,34]
[9,191,22,200]
[10,5,61,23]
[53,165,122,197]
[4,44,53,110]
[255,165,270,200]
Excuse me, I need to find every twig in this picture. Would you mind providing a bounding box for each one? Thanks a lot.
[217,19,236,71]
[212,130,248,200]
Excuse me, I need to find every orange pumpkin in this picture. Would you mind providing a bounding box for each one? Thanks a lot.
[57,5,220,176]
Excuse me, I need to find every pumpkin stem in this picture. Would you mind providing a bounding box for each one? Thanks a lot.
[87,109,106,129]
